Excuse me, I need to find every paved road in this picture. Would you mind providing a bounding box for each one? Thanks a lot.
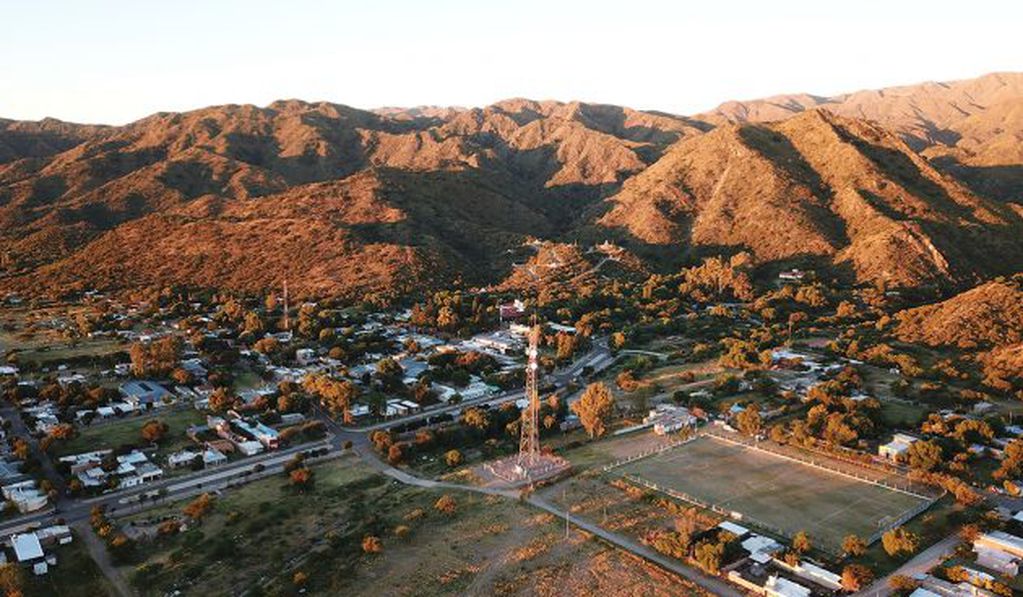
[0,438,334,537]
[340,340,614,433]
[856,533,960,597]
[0,340,633,595]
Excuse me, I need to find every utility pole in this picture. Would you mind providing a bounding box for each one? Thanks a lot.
[282,279,290,331]
[564,487,570,540]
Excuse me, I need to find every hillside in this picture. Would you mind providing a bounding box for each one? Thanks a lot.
[702,72,1023,151]
[595,109,1023,289]
[0,100,696,298]
[895,275,1023,349]
[3,72,1023,299]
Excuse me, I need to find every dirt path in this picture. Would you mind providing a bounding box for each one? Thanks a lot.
[354,445,743,597]
[73,520,133,597]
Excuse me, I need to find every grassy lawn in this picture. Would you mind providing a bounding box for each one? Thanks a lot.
[851,496,964,577]
[56,408,206,458]
[880,401,928,428]
[20,338,127,366]
[232,369,264,392]
[23,532,114,597]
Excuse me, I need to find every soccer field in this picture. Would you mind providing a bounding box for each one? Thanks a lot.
[617,435,930,551]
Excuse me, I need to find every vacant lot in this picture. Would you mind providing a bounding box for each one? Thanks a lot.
[119,456,708,596]
[57,408,205,460]
[616,435,929,552]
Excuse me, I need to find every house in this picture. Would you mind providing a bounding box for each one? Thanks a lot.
[460,379,497,401]
[784,560,843,591]
[348,404,371,418]
[499,300,525,320]
[879,433,918,461]
[295,348,318,366]
[179,358,208,379]
[11,533,47,575]
[914,575,998,597]
[645,405,697,436]
[35,525,72,547]
[279,413,305,426]
[470,332,521,355]
[231,419,280,449]
[385,400,409,417]
[717,521,749,538]
[119,380,171,409]
[741,534,783,563]
[95,405,117,419]
[236,440,263,456]
[203,447,227,467]
[2,481,48,513]
[167,450,201,469]
[974,531,1023,576]
[763,575,811,597]
[778,269,807,283]
[58,450,112,475]
[398,357,429,384]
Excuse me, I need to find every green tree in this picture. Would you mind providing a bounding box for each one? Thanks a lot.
[906,440,943,472]
[881,527,919,557]
[792,530,811,554]
[735,405,762,437]
[571,382,616,439]
[841,564,874,591]
[841,534,867,557]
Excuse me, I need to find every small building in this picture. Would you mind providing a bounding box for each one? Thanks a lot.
[235,440,263,456]
[548,323,577,335]
[119,380,171,410]
[778,269,807,283]
[35,525,72,547]
[499,300,525,320]
[348,404,370,418]
[2,481,48,513]
[295,348,318,366]
[974,531,1023,576]
[717,521,749,538]
[879,433,918,461]
[471,332,521,355]
[279,413,305,426]
[764,575,811,597]
[203,447,227,467]
[231,419,280,450]
[11,533,47,575]
[167,450,200,469]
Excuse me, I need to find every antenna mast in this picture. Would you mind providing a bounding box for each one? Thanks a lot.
[518,317,541,466]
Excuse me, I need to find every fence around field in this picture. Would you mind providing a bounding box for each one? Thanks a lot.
[620,471,799,547]
[599,428,944,554]
[601,435,695,472]
[702,428,941,501]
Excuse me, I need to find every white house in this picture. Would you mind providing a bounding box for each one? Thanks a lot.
[764,575,811,597]
[879,433,918,460]
[11,533,47,575]
[167,450,200,469]
[203,447,227,467]
[974,531,1023,576]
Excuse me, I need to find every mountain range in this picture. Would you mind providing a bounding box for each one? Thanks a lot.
[2,72,1022,300]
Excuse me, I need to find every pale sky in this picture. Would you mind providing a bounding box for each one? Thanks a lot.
[3,0,1021,125]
